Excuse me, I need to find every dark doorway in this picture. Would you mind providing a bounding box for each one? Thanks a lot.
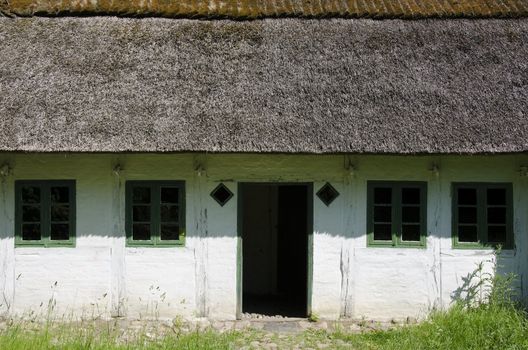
[240,183,311,317]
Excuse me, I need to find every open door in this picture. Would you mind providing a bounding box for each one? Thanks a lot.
[238,183,312,318]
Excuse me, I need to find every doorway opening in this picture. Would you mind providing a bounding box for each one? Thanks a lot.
[239,183,312,318]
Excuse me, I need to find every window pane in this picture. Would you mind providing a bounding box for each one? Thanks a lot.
[374,188,391,204]
[488,225,507,243]
[22,224,41,240]
[132,223,150,240]
[133,187,151,204]
[402,224,420,241]
[458,188,477,205]
[161,187,179,204]
[488,207,506,224]
[51,205,69,222]
[402,188,420,204]
[161,205,179,222]
[373,206,391,222]
[487,188,506,205]
[51,187,69,203]
[22,186,40,204]
[458,225,478,242]
[402,206,420,223]
[160,224,179,240]
[133,205,150,222]
[458,207,477,224]
[50,223,69,240]
[373,224,391,241]
[22,205,40,222]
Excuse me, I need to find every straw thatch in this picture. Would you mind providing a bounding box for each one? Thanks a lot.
[0,17,527,154]
[1,0,527,19]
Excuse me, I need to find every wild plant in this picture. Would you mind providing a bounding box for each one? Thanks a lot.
[452,247,520,311]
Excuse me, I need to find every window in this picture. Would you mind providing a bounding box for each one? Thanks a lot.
[367,181,427,247]
[126,181,185,246]
[15,180,75,247]
[452,183,513,249]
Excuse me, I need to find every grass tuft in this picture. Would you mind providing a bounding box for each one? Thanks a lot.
[332,303,528,350]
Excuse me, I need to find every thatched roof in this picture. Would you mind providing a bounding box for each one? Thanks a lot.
[1,0,527,19]
[0,17,527,154]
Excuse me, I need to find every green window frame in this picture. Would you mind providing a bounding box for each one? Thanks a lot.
[15,180,76,247]
[452,183,513,249]
[125,181,185,247]
[367,181,427,248]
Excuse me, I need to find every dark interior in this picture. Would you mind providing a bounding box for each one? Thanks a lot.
[241,184,309,317]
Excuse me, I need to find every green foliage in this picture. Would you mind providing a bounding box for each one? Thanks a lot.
[332,304,528,350]
[308,312,320,322]
[451,247,519,310]
[332,248,528,350]
[0,323,242,350]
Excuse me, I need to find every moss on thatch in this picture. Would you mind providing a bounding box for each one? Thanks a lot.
[1,0,527,18]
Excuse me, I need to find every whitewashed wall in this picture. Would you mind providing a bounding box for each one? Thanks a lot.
[0,153,526,321]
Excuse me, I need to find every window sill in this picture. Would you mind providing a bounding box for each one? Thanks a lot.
[15,241,75,248]
[452,244,513,251]
[126,241,185,248]
[367,242,426,249]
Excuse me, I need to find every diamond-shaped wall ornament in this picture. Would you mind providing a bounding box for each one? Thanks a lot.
[210,183,234,207]
[317,182,339,206]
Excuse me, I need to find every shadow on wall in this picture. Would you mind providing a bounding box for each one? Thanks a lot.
[450,251,521,306]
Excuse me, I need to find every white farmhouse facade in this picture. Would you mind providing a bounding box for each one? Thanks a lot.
[0,154,526,321]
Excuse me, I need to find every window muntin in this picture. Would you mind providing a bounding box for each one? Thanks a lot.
[126,181,185,246]
[368,181,427,247]
[453,183,513,249]
[16,180,75,247]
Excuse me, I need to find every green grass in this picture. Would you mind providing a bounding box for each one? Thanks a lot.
[1,302,527,350]
[335,303,528,350]
[0,323,244,350]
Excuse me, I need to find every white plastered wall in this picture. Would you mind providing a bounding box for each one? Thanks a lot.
[0,153,526,321]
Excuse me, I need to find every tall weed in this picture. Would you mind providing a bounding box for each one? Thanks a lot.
[334,248,528,350]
